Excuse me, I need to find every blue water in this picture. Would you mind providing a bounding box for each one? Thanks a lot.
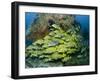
[75,15,89,33]
[25,12,39,46]
[25,12,38,35]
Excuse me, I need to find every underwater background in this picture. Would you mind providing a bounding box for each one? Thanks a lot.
[25,12,89,68]
[25,13,89,36]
